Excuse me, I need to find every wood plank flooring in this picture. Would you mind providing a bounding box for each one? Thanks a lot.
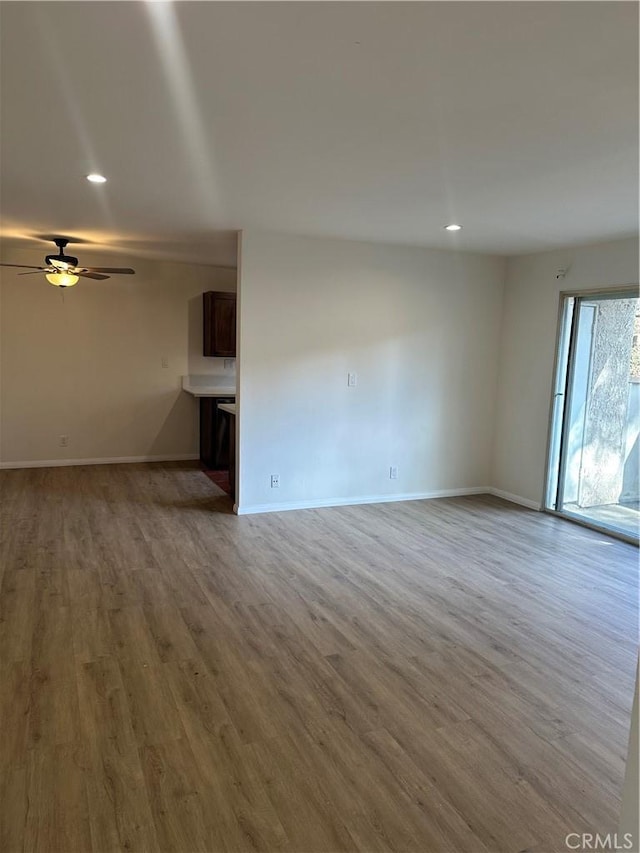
[0,462,637,853]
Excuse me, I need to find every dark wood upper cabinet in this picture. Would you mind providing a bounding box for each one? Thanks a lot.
[203,291,236,357]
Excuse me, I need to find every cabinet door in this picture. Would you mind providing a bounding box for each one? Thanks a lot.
[203,291,236,357]
[213,397,235,469]
[199,396,235,469]
[199,398,216,466]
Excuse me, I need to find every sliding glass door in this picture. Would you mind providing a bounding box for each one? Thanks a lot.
[546,289,640,541]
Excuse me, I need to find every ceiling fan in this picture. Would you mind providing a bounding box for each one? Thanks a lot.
[0,238,135,287]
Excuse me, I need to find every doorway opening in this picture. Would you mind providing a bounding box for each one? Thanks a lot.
[546,289,640,541]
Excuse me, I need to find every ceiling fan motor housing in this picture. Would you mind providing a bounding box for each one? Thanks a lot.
[45,238,78,268]
[45,252,78,267]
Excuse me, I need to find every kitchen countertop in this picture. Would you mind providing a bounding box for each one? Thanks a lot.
[217,403,236,416]
[182,375,236,397]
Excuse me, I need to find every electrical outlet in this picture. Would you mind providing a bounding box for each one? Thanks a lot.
[59,435,69,447]
[348,372,357,387]
[161,356,169,368]
[224,358,235,370]
[389,466,398,480]
[270,474,280,488]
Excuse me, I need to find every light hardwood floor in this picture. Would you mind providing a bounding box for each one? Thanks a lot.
[0,462,637,853]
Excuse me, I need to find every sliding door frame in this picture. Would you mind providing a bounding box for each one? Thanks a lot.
[543,284,640,545]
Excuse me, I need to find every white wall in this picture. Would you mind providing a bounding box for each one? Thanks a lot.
[0,246,235,466]
[4,232,636,499]
[492,237,639,506]
[237,229,505,513]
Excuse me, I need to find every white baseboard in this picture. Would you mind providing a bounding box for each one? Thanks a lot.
[235,486,491,515]
[0,453,199,470]
[0,464,543,516]
[486,487,542,511]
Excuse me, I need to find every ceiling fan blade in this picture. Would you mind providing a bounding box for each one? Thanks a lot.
[0,263,47,270]
[83,267,136,274]
[77,271,110,281]
[17,270,48,276]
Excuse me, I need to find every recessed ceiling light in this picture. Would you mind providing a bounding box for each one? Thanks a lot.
[86,173,107,183]
[444,224,462,231]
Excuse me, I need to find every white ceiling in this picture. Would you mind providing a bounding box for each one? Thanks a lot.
[1,1,637,267]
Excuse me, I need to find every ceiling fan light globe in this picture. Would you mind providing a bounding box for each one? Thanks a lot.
[46,272,79,288]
